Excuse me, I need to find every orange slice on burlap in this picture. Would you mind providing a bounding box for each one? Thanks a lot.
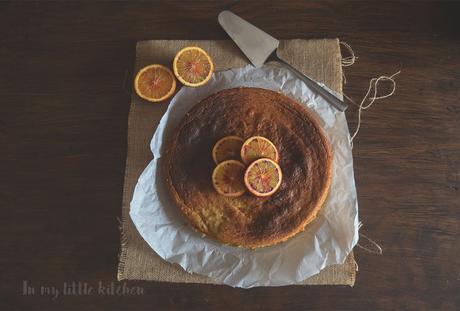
[134,64,176,102]
[173,46,214,87]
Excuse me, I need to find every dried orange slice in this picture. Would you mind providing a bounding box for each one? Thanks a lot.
[244,158,283,197]
[173,46,214,87]
[134,64,176,102]
[212,136,244,164]
[241,136,279,164]
[212,160,246,197]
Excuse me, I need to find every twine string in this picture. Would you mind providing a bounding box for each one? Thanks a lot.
[346,70,401,148]
[340,41,357,85]
[339,42,387,256]
[340,41,357,67]
[357,223,383,255]
[357,233,383,255]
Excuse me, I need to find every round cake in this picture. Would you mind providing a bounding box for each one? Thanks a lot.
[162,87,332,248]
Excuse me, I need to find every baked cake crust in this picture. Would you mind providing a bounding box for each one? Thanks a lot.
[162,87,332,248]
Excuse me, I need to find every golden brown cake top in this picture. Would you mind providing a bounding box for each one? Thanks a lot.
[163,87,332,248]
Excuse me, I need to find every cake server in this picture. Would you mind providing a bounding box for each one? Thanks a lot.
[218,10,348,111]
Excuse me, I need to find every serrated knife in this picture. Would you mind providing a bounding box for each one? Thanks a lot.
[218,11,347,111]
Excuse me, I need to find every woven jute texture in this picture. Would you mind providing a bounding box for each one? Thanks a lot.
[118,39,357,286]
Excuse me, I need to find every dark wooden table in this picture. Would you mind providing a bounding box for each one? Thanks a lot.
[1,1,459,310]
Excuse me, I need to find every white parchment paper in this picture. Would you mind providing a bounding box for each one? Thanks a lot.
[130,64,359,288]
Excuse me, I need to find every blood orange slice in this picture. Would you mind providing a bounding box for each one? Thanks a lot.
[134,64,176,102]
[173,46,214,87]
[212,160,246,197]
[212,136,244,164]
[241,136,279,164]
[244,158,282,197]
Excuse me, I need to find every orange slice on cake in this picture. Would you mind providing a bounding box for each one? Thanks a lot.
[212,136,244,164]
[212,160,246,197]
[134,64,176,102]
[241,136,279,164]
[173,46,214,87]
[244,158,282,197]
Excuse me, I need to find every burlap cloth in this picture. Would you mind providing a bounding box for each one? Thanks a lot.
[118,39,357,286]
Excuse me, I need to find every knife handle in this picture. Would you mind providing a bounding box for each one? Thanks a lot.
[273,54,348,112]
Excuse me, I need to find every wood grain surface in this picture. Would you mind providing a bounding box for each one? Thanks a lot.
[1,1,459,310]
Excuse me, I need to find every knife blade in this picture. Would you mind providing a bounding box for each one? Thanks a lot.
[218,10,348,111]
[218,11,279,67]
